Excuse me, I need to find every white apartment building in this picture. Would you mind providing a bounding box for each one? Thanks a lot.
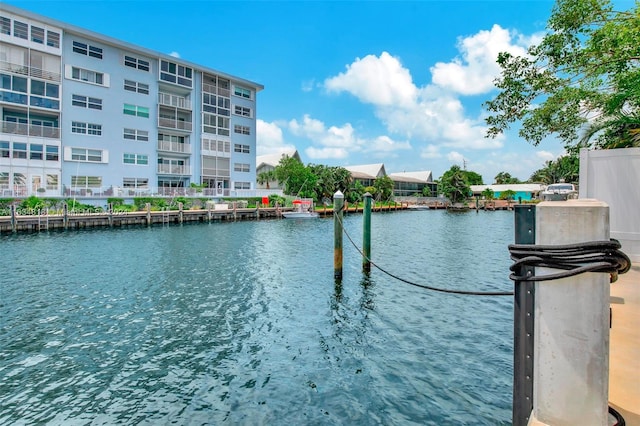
[0,4,263,199]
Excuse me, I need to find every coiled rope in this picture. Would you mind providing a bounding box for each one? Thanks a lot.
[508,240,631,282]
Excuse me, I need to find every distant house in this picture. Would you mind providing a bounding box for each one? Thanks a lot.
[255,149,300,190]
[470,184,544,201]
[388,171,437,197]
[344,164,386,187]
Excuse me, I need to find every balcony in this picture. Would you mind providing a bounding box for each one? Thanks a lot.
[158,92,191,110]
[202,82,231,98]
[158,117,192,132]
[1,120,60,139]
[157,164,191,175]
[0,60,62,82]
[157,140,191,154]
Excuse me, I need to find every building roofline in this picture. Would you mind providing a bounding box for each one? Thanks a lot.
[1,3,264,91]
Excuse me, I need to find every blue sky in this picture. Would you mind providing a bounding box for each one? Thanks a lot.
[7,0,625,182]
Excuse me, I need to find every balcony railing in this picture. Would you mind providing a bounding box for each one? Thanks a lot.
[1,120,60,139]
[157,140,191,154]
[0,60,61,82]
[158,92,192,110]
[202,82,231,98]
[157,164,191,175]
[158,117,192,132]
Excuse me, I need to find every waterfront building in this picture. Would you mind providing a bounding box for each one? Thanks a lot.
[255,149,299,191]
[470,184,544,201]
[344,163,386,188]
[388,171,437,197]
[0,4,263,198]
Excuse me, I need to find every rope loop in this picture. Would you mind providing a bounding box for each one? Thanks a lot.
[508,239,631,282]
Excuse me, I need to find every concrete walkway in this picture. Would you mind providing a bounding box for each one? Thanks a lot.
[609,265,640,425]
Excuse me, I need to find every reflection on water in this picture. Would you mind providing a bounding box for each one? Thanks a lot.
[0,210,514,425]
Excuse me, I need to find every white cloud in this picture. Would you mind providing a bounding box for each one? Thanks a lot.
[447,151,465,165]
[168,51,181,58]
[324,52,417,108]
[420,144,441,159]
[430,24,531,96]
[536,150,556,162]
[321,25,537,157]
[256,119,297,156]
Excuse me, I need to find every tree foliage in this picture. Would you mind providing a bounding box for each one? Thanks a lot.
[494,171,522,184]
[484,0,640,150]
[439,165,472,204]
[529,153,580,184]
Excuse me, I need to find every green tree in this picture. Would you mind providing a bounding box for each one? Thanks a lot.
[373,176,395,202]
[499,189,517,201]
[481,188,495,200]
[439,165,471,204]
[494,172,521,184]
[463,170,483,185]
[257,170,276,189]
[529,153,579,184]
[484,0,640,150]
[274,156,316,198]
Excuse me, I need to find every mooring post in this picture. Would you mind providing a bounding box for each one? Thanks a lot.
[108,203,113,227]
[362,192,372,273]
[146,203,151,226]
[529,200,610,426]
[63,203,68,230]
[178,202,184,224]
[513,205,536,426]
[10,204,16,233]
[334,191,344,281]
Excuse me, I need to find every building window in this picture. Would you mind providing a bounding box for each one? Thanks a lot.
[123,104,149,118]
[73,41,103,59]
[30,144,43,160]
[234,182,251,190]
[71,121,102,136]
[71,176,102,188]
[13,21,28,39]
[29,80,60,109]
[1,73,28,93]
[70,148,103,162]
[123,153,148,165]
[46,174,58,190]
[47,31,60,48]
[234,105,252,117]
[46,145,59,161]
[72,94,102,110]
[12,142,27,159]
[69,66,105,86]
[124,55,150,71]
[0,141,9,158]
[234,86,252,99]
[160,60,192,88]
[0,17,10,35]
[123,177,148,188]
[234,144,250,154]
[31,26,45,44]
[123,128,149,141]
[234,163,250,173]
[124,79,149,94]
[234,125,251,135]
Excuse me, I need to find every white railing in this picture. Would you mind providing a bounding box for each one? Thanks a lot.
[1,121,60,138]
[202,82,231,98]
[157,164,191,175]
[157,140,191,154]
[158,92,191,110]
[0,60,61,82]
[158,117,192,132]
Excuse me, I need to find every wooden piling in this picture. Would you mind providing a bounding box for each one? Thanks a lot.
[334,191,344,281]
[363,193,372,273]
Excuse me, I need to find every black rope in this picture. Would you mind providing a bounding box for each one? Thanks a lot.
[508,240,631,282]
[335,211,514,296]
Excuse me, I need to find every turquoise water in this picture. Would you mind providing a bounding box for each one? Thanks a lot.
[0,210,515,425]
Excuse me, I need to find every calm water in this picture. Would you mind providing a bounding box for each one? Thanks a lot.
[0,210,515,425]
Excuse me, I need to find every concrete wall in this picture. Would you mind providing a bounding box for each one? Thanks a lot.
[579,147,640,263]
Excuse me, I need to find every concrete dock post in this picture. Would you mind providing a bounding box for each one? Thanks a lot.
[63,203,68,229]
[362,193,372,273]
[178,202,183,224]
[334,191,344,281]
[108,203,113,227]
[530,200,611,426]
[146,203,151,226]
[10,204,16,233]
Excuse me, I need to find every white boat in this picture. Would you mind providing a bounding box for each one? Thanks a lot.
[282,199,319,219]
[541,183,578,201]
